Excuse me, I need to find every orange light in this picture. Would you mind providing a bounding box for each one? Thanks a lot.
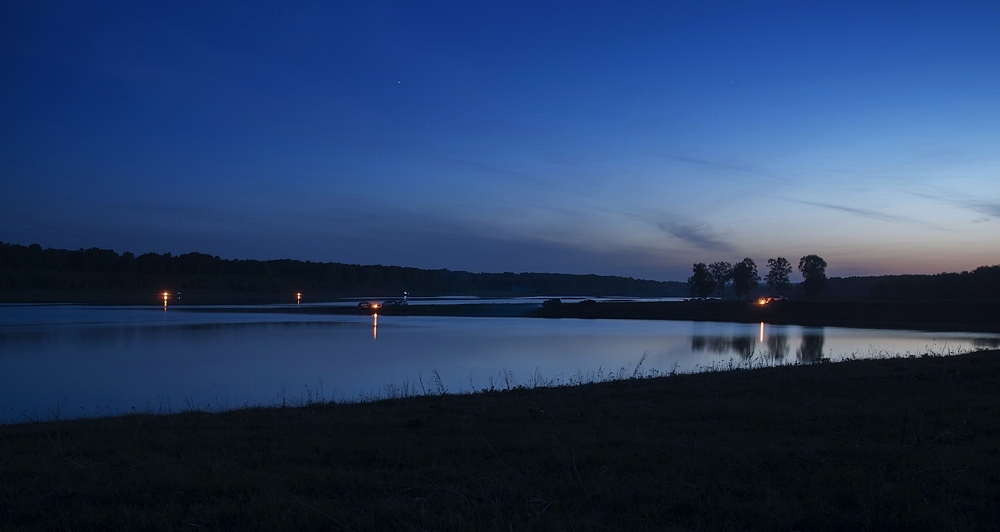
[758,298,768,305]
[371,303,380,309]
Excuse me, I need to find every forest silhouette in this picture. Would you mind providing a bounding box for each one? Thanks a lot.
[1,241,997,301]
[0,242,684,299]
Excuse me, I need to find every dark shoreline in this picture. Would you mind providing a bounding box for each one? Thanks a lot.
[5,292,1000,333]
[4,349,999,530]
[267,299,1000,334]
[530,299,1000,334]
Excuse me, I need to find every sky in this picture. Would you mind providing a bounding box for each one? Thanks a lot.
[2,1,998,282]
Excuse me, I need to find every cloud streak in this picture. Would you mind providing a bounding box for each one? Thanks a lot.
[966,202,1000,218]
[786,199,948,230]
[657,222,733,252]
[906,191,1000,221]
[793,200,908,222]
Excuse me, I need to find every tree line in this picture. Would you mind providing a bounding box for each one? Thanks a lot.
[0,241,687,297]
[688,256,1000,301]
[866,265,1000,300]
[687,255,829,301]
[4,241,996,301]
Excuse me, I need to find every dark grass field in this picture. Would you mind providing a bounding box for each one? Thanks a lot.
[3,349,999,530]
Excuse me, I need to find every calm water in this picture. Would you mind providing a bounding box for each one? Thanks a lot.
[2,304,998,423]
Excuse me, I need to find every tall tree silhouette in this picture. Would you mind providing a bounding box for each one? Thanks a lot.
[708,261,733,300]
[732,258,760,301]
[765,257,793,295]
[687,263,715,298]
[798,255,828,300]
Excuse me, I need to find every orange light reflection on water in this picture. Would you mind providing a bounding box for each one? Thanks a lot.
[373,313,378,340]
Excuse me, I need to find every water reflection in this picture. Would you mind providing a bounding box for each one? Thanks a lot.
[692,324,826,363]
[691,334,758,359]
[766,333,789,362]
[0,319,363,351]
[797,328,826,363]
[3,306,999,424]
[974,338,1000,349]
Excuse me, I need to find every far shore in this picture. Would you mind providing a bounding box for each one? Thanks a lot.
[4,290,1000,333]
[277,299,1000,334]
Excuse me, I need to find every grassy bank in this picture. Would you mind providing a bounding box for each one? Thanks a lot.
[3,350,999,530]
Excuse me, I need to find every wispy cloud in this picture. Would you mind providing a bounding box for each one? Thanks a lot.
[656,222,733,252]
[788,199,913,224]
[786,199,952,231]
[967,202,1000,218]
[908,191,1000,220]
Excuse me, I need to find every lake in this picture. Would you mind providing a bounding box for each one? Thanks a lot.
[2,303,998,423]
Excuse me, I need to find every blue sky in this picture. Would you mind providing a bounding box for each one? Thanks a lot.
[2,1,998,281]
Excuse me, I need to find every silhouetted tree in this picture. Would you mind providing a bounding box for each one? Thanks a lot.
[732,258,760,301]
[765,257,793,295]
[798,254,828,300]
[708,261,733,300]
[687,263,715,298]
